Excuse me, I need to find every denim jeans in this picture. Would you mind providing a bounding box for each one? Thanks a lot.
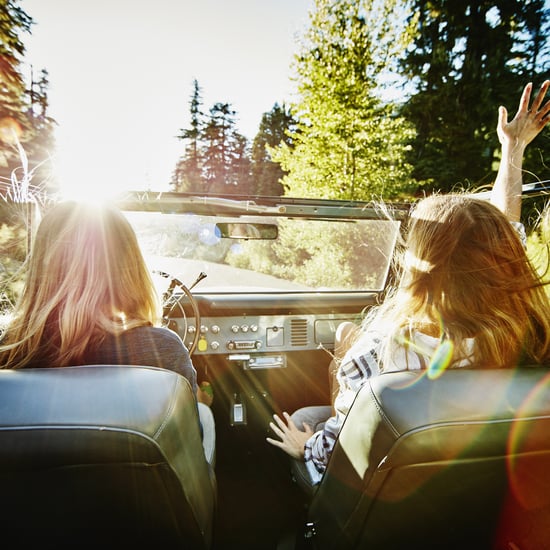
[289,405,332,495]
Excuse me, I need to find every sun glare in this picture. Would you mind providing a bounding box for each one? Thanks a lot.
[54,146,131,203]
[54,137,142,202]
[51,121,169,203]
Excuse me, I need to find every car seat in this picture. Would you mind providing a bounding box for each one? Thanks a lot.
[0,365,216,549]
[304,367,550,549]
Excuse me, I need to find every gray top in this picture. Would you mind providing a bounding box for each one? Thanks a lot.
[82,326,197,395]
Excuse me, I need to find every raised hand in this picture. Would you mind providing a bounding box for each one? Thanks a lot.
[497,80,550,150]
[492,80,550,221]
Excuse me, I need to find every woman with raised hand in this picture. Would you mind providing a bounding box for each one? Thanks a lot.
[267,80,550,492]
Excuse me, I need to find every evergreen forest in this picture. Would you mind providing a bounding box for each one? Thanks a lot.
[0,0,548,204]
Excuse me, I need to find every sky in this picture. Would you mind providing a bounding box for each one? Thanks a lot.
[21,0,312,199]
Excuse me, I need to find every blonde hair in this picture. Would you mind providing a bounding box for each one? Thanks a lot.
[368,194,550,369]
[0,201,161,369]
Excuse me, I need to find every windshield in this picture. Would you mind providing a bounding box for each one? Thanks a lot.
[124,210,400,293]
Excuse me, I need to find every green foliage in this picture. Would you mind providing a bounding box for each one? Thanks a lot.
[0,0,32,113]
[0,201,30,315]
[170,2,549,205]
[401,0,550,193]
[225,219,398,290]
[526,211,550,294]
[0,0,32,174]
[0,1,57,193]
[0,1,57,318]
[130,213,397,292]
[273,0,417,201]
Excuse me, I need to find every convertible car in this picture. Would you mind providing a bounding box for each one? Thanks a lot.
[1,190,550,549]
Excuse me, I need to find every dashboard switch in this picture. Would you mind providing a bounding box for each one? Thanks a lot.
[198,337,208,352]
[230,393,246,425]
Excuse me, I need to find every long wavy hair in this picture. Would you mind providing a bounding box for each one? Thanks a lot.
[367,194,550,369]
[0,201,161,369]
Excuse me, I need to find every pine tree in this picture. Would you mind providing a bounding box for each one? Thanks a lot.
[202,102,250,195]
[172,79,204,192]
[0,0,33,179]
[0,0,56,195]
[226,132,251,194]
[26,68,56,191]
[251,103,296,196]
[273,0,416,200]
[401,0,550,192]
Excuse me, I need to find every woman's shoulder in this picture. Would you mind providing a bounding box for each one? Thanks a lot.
[342,327,384,362]
[119,325,186,349]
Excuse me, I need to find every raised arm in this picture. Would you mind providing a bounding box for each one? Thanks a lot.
[491,80,550,222]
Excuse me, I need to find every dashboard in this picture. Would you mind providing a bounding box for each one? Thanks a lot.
[165,293,374,366]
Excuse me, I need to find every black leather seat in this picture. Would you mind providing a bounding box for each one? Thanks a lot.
[0,365,216,549]
[305,367,550,549]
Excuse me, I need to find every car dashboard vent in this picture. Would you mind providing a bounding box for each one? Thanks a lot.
[291,318,308,346]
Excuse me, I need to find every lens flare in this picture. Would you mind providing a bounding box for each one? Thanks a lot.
[0,117,22,145]
[506,372,550,510]
[394,318,455,382]
[427,339,455,379]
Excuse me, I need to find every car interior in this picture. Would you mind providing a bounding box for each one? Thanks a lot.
[1,192,550,549]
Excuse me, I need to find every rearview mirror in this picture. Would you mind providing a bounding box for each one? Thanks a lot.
[215,222,278,240]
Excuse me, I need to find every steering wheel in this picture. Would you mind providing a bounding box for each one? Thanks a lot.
[153,270,201,356]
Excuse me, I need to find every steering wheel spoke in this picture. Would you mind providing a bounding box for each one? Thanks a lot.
[153,270,201,355]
